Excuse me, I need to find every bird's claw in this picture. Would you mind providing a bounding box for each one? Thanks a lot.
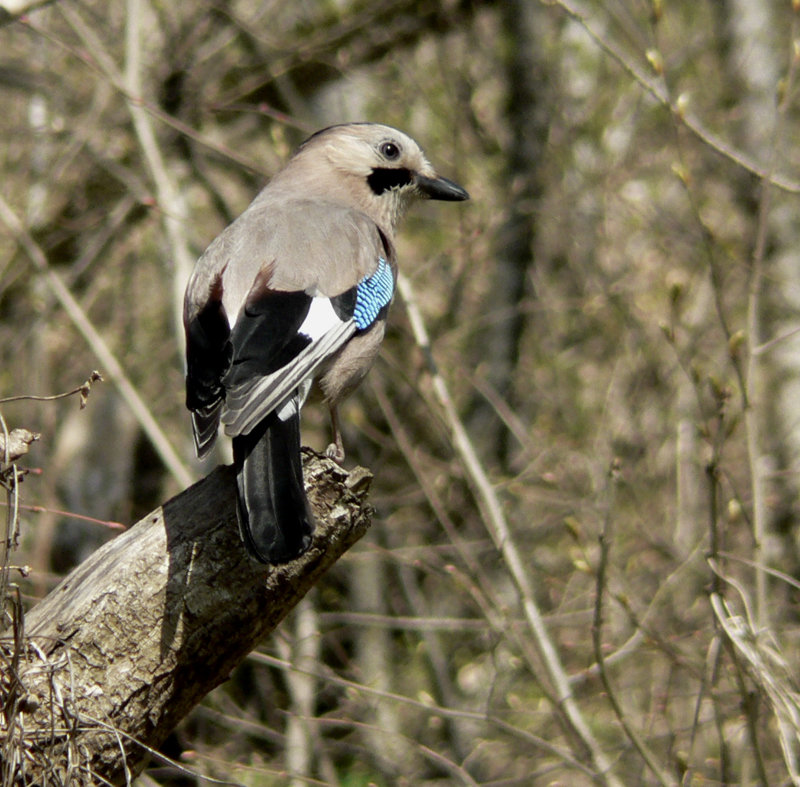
[325,442,345,464]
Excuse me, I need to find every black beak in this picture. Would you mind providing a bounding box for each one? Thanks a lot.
[415,173,470,202]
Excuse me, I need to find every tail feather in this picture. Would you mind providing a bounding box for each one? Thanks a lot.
[233,413,314,564]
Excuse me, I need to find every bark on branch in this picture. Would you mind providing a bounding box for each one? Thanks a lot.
[2,451,373,785]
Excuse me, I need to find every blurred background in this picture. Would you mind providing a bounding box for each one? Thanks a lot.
[3,0,800,784]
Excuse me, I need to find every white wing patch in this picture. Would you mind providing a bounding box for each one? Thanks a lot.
[298,296,342,341]
[221,261,394,438]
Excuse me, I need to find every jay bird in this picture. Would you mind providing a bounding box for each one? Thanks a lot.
[183,123,469,564]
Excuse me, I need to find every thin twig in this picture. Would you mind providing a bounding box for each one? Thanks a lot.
[397,272,624,787]
[372,373,579,735]
[55,0,194,351]
[123,0,194,347]
[0,371,102,408]
[0,192,193,488]
[752,325,800,356]
[708,589,773,786]
[591,460,677,787]
[551,0,800,194]
[0,410,14,619]
[249,651,598,779]
[0,501,125,531]
[743,11,800,631]
[720,551,800,593]
[682,635,722,786]
[309,715,480,787]
[371,376,508,630]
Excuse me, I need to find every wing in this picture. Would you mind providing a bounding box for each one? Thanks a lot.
[183,196,395,454]
[221,256,394,437]
[184,268,232,457]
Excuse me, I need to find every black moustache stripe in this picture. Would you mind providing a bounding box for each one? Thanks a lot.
[367,167,413,195]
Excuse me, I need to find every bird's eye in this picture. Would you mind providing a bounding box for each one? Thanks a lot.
[380,141,401,160]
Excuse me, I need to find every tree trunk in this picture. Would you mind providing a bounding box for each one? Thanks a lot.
[467,0,553,469]
[2,451,373,785]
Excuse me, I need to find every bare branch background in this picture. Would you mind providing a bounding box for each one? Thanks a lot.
[2,0,800,784]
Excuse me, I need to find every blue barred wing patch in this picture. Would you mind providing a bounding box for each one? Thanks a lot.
[353,257,394,330]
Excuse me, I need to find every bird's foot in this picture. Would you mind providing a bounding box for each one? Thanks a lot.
[325,441,345,464]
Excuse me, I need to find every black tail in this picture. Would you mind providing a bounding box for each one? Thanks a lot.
[232,413,314,564]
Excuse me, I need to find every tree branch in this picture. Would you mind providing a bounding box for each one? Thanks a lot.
[0,192,194,489]
[3,452,373,785]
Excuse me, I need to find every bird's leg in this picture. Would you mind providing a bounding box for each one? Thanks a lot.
[325,404,346,463]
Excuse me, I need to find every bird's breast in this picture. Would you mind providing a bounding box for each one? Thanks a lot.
[318,320,387,405]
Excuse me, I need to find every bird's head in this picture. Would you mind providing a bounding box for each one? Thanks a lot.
[281,123,469,233]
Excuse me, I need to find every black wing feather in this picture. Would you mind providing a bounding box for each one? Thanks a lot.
[226,287,312,386]
[185,274,232,413]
